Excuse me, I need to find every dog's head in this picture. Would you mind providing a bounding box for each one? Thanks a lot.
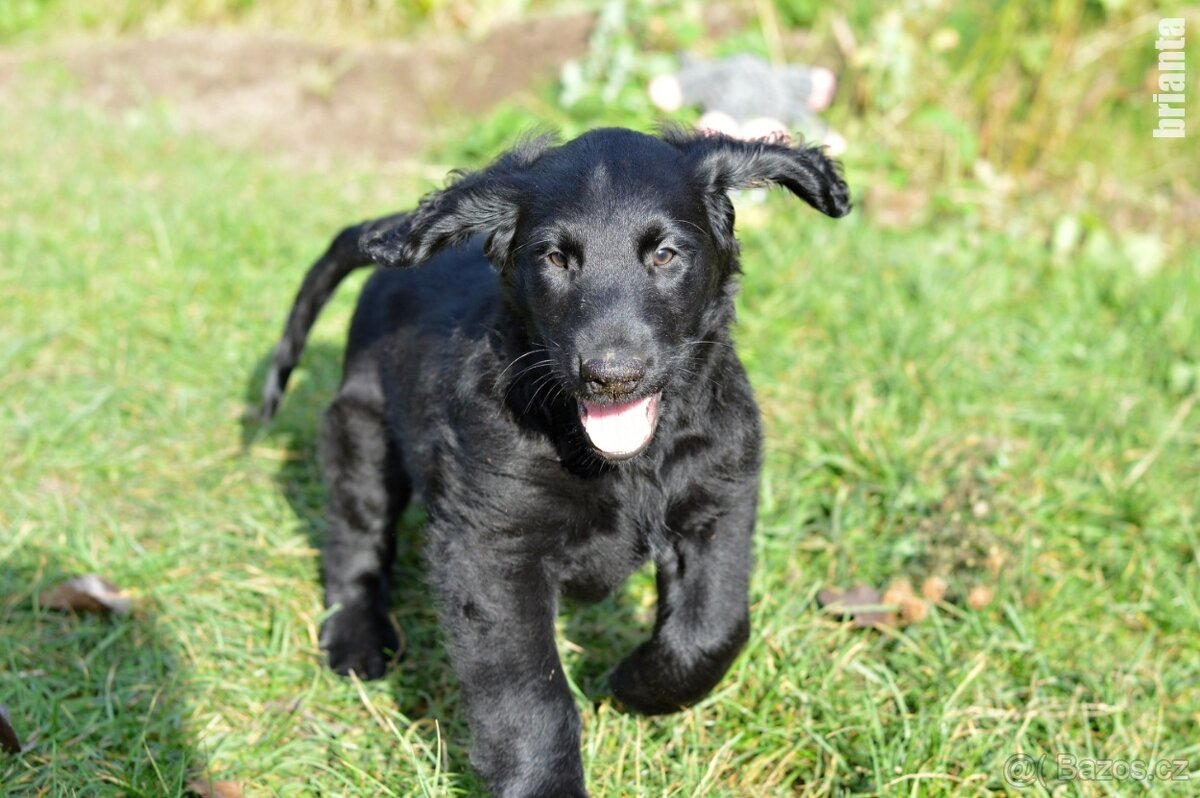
[362,127,850,460]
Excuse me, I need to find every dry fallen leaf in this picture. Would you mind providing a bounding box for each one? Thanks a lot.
[817,584,895,627]
[899,596,929,623]
[40,574,131,616]
[186,778,245,798]
[883,578,931,625]
[967,585,995,610]
[0,705,22,754]
[921,576,949,603]
[883,577,914,606]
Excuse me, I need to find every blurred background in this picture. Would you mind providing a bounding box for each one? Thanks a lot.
[1,1,1198,796]
[3,0,1197,238]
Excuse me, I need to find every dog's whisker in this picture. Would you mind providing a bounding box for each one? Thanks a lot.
[506,359,555,382]
[675,365,721,392]
[496,348,549,384]
[677,339,735,352]
[669,218,709,237]
[511,237,558,256]
[521,372,560,417]
[502,359,556,405]
[671,351,722,391]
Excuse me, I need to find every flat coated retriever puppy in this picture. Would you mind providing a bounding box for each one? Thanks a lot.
[261,126,850,797]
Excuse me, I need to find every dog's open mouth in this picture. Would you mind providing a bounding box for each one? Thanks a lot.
[579,393,661,460]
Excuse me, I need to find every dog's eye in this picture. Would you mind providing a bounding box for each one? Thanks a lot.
[545,251,568,269]
[650,247,676,267]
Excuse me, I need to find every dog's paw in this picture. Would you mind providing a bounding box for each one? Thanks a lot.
[320,611,400,680]
[493,776,590,798]
[609,644,691,716]
[610,638,743,716]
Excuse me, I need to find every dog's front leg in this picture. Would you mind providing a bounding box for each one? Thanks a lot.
[318,387,407,680]
[610,479,757,715]
[430,535,587,798]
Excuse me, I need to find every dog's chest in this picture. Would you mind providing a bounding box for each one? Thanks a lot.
[553,473,667,603]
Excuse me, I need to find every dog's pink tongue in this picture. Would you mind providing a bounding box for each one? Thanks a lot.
[580,394,659,457]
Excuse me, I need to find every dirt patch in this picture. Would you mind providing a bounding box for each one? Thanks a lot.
[2,15,592,164]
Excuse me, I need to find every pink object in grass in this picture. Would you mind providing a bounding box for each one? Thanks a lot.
[740,117,791,144]
[697,110,740,137]
[807,67,837,112]
[648,74,684,112]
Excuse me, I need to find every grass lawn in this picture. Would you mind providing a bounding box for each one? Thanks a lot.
[2,54,1199,798]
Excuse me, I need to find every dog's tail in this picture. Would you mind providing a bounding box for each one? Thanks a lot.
[260,213,409,423]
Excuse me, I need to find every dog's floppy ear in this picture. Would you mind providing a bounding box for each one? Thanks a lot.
[360,134,555,269]
[666,128,851,252]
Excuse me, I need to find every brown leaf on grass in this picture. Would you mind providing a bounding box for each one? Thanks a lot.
[186,778,245,798]
[0,705,21,754]
[967,585,995,610]
[921,576,949,603]
[883,577,914,605]
[817,584,896,627]
[899,595,929,623]
[883,578,930,624]
[39,574,131,616]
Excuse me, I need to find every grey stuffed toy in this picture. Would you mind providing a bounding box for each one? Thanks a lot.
[649,53,846,154]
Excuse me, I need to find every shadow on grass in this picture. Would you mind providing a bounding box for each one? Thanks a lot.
[0,557,200,794]
[239,343,482,789]
[239,341,661,787]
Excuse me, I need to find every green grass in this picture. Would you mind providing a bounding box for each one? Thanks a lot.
[2,48,1199,798]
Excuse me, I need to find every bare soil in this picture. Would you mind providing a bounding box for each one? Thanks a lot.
[0,14,593,164]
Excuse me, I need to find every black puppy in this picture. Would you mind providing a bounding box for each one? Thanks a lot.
[262,127,850,798]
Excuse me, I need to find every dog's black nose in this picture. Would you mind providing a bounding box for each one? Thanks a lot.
[580,356,645,396]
